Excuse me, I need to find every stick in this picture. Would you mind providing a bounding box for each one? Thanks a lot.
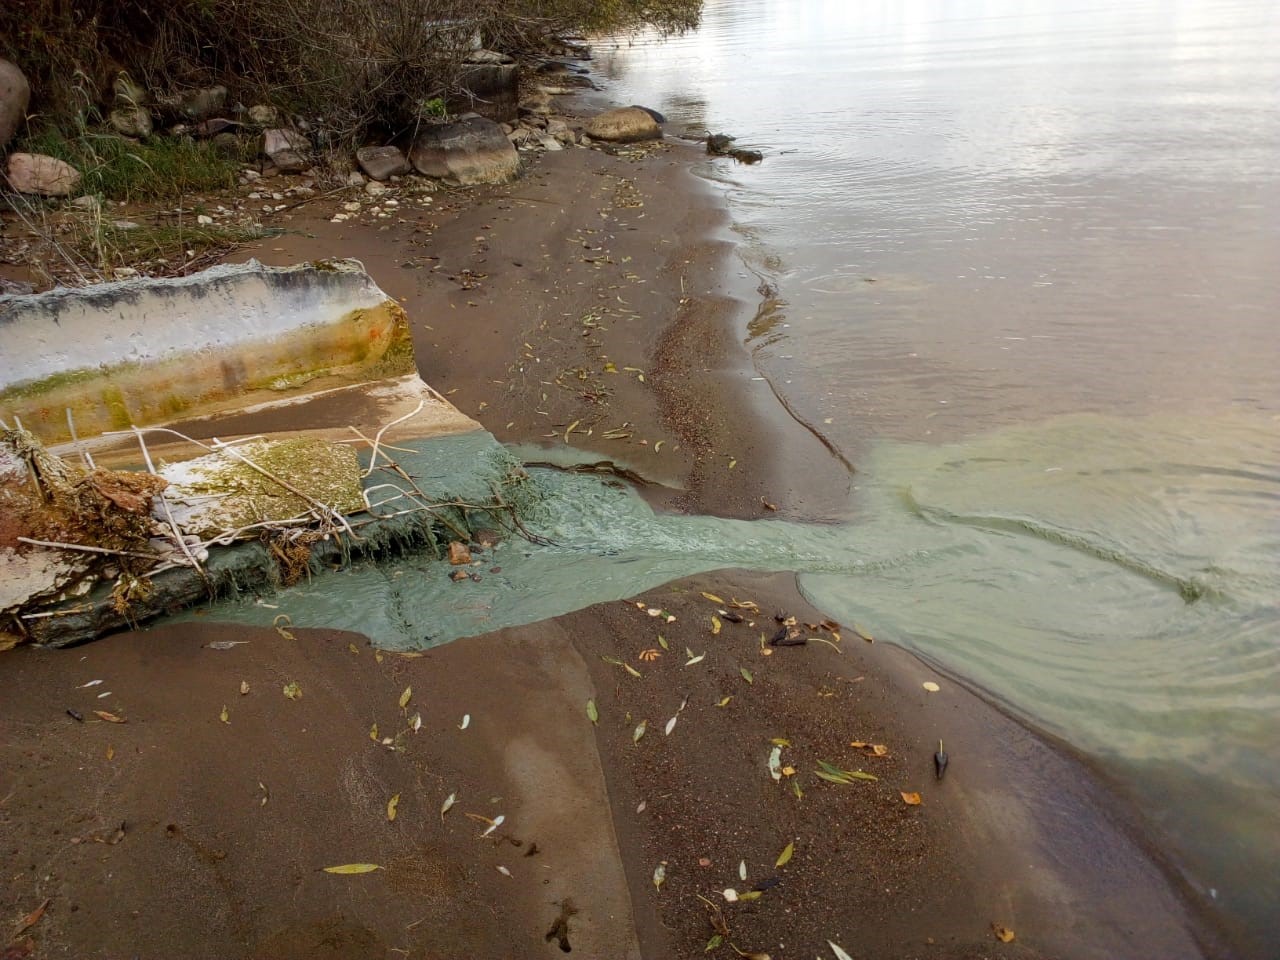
[66,408,95,470]
[361,400,424,478]
[16,536,158,561]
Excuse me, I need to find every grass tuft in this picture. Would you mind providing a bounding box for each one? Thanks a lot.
[17,130,242,202]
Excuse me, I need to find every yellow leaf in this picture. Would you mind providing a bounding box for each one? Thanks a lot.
[282,682,302,700]
[273,614,296,640]
[399,686,412,709]
[992,923,1015,943]
[922,681,940,692]
[240,680,250,696]
[219,705,229,724]
[369,722,379,741]
[348,642,360,655]
[94,710,126,723]
[700,592,726,604]
[564,419,580,443]
[901,791,922,806]
[770,738,791,747]
[715,696,732,707]
[728,459,737,470]
[736,890,762,901]
[322,863,382,875]
[105,744,114,761]
[775,841,794,867]
[710,616,721,635]
[871,744,889,757]
[781,765,796,777]
[387,794,400,822]
[375,652,384,663]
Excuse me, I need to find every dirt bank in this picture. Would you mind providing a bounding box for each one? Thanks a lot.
[0,127,1230,958]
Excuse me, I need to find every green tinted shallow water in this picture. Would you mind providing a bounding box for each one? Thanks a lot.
[192,410,1278,941]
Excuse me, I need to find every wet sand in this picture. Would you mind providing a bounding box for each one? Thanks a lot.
[0,134,1230,956]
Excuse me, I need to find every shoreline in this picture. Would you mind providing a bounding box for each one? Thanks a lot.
[0,108,1234,957]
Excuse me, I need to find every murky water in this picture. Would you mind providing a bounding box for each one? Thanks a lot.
[581,1,1280,951]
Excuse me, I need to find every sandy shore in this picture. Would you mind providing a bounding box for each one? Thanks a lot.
[0,131,1232,956]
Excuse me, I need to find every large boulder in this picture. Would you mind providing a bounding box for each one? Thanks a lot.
[355,145,410,181]
[584,106,662,144]
[409,116,519,185]
[5,153,81,197]
[1,58,31,149]
[262,128,311,173]
[453,49,519,123]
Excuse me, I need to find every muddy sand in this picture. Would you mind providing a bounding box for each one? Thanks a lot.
[1,141,1229,958]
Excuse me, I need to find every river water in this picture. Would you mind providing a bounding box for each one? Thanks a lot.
[191,1,1278,953]
[589,1,1280,952]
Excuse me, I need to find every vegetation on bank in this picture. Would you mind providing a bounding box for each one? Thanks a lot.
[2,0,701,143]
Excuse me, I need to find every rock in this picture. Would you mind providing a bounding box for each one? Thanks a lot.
[631,105,667,124]
[262,128,311,173]
[409,116,519,185]
[546,117,572,141]
[247,104,278,126]
[109,105,153,139]
[5,153,81,197]
[0,58,31,149]
[345,170,366,187]
[355,144,410,181]
[70,194,100,210]
[706,133,735,155]
[584,106,662,143]
[364,179,388,197]
[157,85,227,121]
[448,541,472,565]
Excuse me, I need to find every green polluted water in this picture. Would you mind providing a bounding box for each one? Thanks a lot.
[190,410,1279,948]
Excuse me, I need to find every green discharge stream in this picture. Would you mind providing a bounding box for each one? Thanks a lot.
[184,410,1279,934]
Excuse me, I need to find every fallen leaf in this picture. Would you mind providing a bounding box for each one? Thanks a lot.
[768,746,783,782]
[922,681,940,692]
[586,699,599,725]
[781,765,796,776]
[685,651,705,666]
[399,686,412,709]
[219,705,229,724]
[348,642,360,654]
[282,682,302,701]
[459,714,471,730]
[727,459,737,470]
[411,713,422,732]
[652,862,666,891]
[322,863,382,875]
[992,923,1016,943]
[273,614,295,640]
[440,792,456,820]
[739,667,753,684]
[657,634,669,650]
[715,696,732,707]
[564,419,580,443]
[706,935,724,952]
[852,623,874,642]
[664,714,678,736]
[829,942,855,960]
[633,720,647,744]
[369,722,379,741]
[770,737,791,747]
[374,652,384,663]
[736,891,762,902]
[739,860,747,880]
[93,710,125,723]
[387,794,400,821]
[701,592,726,604]
[623,662,643,679]
[636,800,646,813]
[775,841,794,868]
[710,616,722,635]
[78,680,103,688]
[497,865,512,877]
[481,814,505,838]
[239,680,250,696]
[105,744,114,761]
[13,898,50,935]
[901,791,922,805]
[791,779,804,800]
